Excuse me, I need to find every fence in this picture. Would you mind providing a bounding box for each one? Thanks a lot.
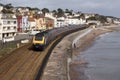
[0,38,32,55]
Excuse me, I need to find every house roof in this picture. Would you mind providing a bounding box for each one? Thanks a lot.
[34,14,45,19]
[39,14,45,18]
[45,17,54,20]
[28,18,35,21]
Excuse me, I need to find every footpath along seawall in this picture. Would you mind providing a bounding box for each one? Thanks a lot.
[41,25,118,80]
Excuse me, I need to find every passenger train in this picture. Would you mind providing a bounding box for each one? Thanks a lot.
[32,25,87,50]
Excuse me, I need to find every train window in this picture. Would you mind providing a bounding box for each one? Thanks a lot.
[35,36,43,40]
[35,33,44,40]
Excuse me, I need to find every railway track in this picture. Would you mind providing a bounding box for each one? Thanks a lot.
[0,25,87,80]
[0,36,60,80]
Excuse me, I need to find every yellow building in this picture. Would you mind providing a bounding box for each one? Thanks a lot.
[34,14,46,30]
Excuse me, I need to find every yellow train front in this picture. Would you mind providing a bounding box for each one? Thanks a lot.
[32,32,47,50]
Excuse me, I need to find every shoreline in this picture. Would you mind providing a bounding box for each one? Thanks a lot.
[69,25,118,80]
[72,27,112,55]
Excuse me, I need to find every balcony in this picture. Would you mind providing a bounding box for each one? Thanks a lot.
[3,24,17,27]
[2,29,17,33]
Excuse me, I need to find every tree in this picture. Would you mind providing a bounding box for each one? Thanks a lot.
[87,16,97,20]
[5,3,13,9]
[87,14,107,23]
[41,8,49,14]
[65,9,69,13]
[2,3,14,14]
[26,7,32,10]
[99,15,107,23]
[80,13,85,19]
[0,3,4,6]
[52,10,57,17]
[76,11,81,14]
[65,9,72,15]
[57,8,64,17]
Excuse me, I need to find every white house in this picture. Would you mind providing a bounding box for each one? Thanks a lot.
[0,6,3,40]
[56,16,86,27]
[0,14,17,41]
[84,13,95,19]
[112,19,120,24]
[67,18,80,25]
[56,20,65,27]
[45,12,57,28]
[56,17,65,27]
[64,12,87,26]
[80,18,86,24]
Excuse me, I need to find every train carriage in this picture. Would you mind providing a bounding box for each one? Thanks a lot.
[32,25,88,50]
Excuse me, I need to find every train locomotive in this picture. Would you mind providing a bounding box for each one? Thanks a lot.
[32,30,50,50]
[32,28,60,50]
[32,25,87,50]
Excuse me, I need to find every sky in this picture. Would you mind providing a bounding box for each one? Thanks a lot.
[0,0,120,18]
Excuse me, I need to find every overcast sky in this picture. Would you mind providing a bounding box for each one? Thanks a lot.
[0,0,120,18]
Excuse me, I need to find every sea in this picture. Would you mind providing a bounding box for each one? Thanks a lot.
[71,26,120,80]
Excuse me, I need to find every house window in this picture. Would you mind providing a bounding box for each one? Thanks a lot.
[2,34,5,38]
[7,33,9,37]
[8,27,10,30]
[14,21,16,24]
[3,26,8,30]
[14,26,16,29]
[3,27,6,30]
[7,21,10,24]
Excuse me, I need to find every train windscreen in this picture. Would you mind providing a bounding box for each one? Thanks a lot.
[35,33,44,40]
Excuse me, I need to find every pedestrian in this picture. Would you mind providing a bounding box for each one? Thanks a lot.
[74,43,76,48]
